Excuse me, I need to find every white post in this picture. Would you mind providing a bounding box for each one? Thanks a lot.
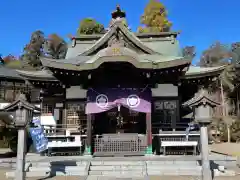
[15,128,26,180]
[200,125,212,180]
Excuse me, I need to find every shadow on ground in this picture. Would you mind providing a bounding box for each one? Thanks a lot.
[198,160,221,179]
[0,152,16,158]
[38,160,77,180]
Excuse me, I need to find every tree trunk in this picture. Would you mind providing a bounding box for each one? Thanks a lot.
[227,126,231,143]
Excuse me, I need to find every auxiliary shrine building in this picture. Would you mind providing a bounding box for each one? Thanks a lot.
[0,7,224,155]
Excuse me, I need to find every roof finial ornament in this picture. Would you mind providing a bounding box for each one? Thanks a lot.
[109,4,128,28]
[111,4,126,19]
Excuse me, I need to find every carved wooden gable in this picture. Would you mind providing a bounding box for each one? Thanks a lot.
[82,23,156,56]
[107,28,146,54]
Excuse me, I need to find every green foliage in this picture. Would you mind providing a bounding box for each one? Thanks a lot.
[0,126,17,151]
[182,46,196,60]
[198,42,240,94]
[78,18,105,35]
[138,0,172,33]
[0,126,33,153]
[230,42,240,64]
[44,34,67,59]
[199,42,231,67]
[216,119,240,142]
[19,31,67,70]
[21,30,45,68]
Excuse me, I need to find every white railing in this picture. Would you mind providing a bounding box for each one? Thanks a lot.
[42,124,86,136]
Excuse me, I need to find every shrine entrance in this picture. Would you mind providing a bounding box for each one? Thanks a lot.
[93,107,146,135]
[85,88,151,156]
[92,107,148,156]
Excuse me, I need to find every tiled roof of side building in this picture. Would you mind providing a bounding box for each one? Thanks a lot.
[0,65,23,80]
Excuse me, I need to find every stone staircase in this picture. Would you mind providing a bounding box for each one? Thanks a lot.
[88,161,146,177]
[147,161,202,176]
[5,160,89,178]
[5,158,237,178]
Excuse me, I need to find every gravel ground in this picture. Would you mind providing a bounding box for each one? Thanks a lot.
[210,143,240,156]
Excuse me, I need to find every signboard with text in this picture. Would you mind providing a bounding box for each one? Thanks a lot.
[29,127,48,153]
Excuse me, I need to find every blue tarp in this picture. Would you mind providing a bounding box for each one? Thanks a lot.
[29,127,48,153]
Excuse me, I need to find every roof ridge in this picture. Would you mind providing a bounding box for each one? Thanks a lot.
[78,21,158,56]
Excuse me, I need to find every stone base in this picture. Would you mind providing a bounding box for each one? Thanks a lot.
[145,154,155,157]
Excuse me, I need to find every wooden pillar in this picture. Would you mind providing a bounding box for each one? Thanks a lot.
[84,114,92,155]
[62,86,67,129]
[145,112,152,155]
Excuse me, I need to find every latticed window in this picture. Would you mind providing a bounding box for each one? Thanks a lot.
[152,100,177,132]
[0,81,30,102]
[41,104,53,115]
[66,102,87,130]
[0,86,5,100]
[5,89,14,102]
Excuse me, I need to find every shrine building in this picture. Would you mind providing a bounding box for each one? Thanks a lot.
[0,6,225,156]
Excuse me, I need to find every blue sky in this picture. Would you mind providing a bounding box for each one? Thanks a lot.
[0,0,239,63]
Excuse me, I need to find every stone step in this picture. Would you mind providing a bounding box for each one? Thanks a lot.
[9,162,31,171]
[50,171,87,176]
[29,166,86,172]
[86,175,145,180]
[213,169,236,176]
[91,161,145,166]
[147,169,202,176]
[90,165,145,171]
[88,171,146,176]
[6,171,48,178]
[146,160,199,165]
[31,161,88,167]
[147,165,202,170]
[6,170,87,178]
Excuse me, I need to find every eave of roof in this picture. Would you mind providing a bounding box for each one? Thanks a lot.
[0,66,23,80]
[40,47,191,71]
[183,65,226,79]
[16,69,58,81]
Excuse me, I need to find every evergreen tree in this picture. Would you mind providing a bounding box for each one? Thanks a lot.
[20,30,45,69]
[78,18,105,35]
[182,46,196,60]
[44,34,67,59]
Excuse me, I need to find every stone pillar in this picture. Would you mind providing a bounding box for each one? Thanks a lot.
[145,113,152,155]
[16,128,26,180]
[84,114,92,156]
[199,123,212,180]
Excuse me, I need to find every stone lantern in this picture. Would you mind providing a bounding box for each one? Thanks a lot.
[183,88,220,180]
[0,93,36,180]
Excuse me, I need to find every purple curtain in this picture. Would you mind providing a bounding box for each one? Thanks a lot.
[85,88,152,114]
